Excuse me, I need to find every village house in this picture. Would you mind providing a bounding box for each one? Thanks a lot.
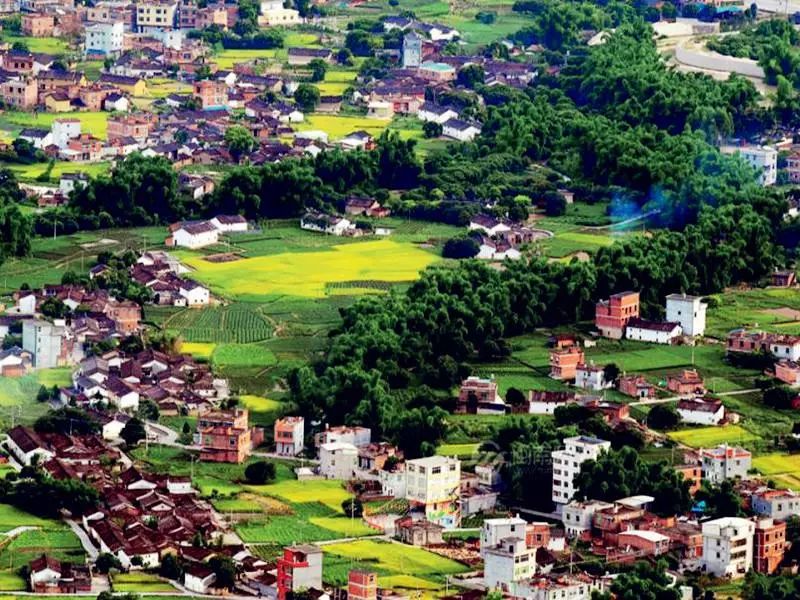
[6,426,55,466]
[0,347,32,377]
[394,515,444,546]
[552,436,610,506]
[276,545,323,600]
[300,211,353,236]
[344,196,390,217]
[183,564,216,594]
[618,374,655,399]
[751,487,800,521]
[675,463,703,496]
[666,293,707,337]
[417,101,459,124]
[196,408,263,463]
[700,517,754,578]
[527,391,577,415]
[457,376,505,414]
[666,369,705,397]
[701,444,752,484]
[624,318,682,345]
[727,329,800,361]
[1,77,39,110]
[549,345,584,381]
[319,441,358,480]
[772,270,796,287]
[315,425,371,449]
[405,455,461,528]
[166,221,220,249]
[574,363,610,391]
[22,12,55,36]
[442,118,481,142]
[209,214,247,232]
[483,537,536,594]
[595,291,640,339]
[287,47,332,66]
[676,397,724,426]
[193,79,228,110]
[28,555,91,593]
[754,517,786,574]
[99,73,147,96]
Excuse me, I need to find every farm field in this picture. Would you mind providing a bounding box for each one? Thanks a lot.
[112,572,176,593]
[180,239,441,300]
[5,161,111,183]
[436,442,480,458]
[0,368,72,426]
[131,445,371,544]
[321,540,468,591]
[0,226,165,295]
[178,341,217,359]
[0,34,69,54]
[753,453,800,489]
[667,425,760,448]
[0,111,110,140]
[0,526,85,590]
[705,287,800,339]
[295,114,423,142]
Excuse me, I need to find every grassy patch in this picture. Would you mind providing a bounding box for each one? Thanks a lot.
[436,443,480,458]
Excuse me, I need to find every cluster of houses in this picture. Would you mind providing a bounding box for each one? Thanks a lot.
[299,197,391,237]
[0,284,143,375]
[63,346,228,416]
[129,250,211,306]
[466,214,552,261]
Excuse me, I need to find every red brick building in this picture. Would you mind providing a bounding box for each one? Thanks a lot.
[348,570,377,600]
[754,517,786,574]
[21,13,55,37]
[193,80,228,109]
[595,291,639,339]
[618,374,655,399]
[549,346,585,381]
[666,369,705,397]
[197,408,263,463]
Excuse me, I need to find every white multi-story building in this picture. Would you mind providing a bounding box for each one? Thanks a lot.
[316,426,371,448]
[720,144,777,186]
[701,444,752,484]
[516,574,603,600]
[318,442,358,480]
[552,436,611,506]
[405,455,461,528]
[480,517,527,557]
[483,537,536,594]
[51,118,81,149]
[136,0,178,31]
[701,517,755,578]
[84,21,124,56]
[574,364,609,391]
[23,319,66,368]
[666,293,707,337]
[561,500,614,538]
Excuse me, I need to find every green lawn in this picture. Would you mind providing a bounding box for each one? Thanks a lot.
[0,368,72,426]
[213,343,278,368]
[436,443,480,458]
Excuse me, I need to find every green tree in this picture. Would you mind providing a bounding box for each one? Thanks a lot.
[224,125,257,162]
[244,460,276,484]
[120,417,147,447]
[308,58,327,82]
[646,404,680,430]
[294,83,320,112]
[341,497,363,518]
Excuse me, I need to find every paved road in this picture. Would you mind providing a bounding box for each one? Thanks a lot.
[66,518,99,560]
